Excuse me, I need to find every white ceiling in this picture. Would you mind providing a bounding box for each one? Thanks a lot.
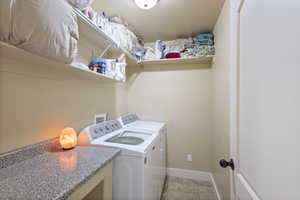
[92,0,225,42]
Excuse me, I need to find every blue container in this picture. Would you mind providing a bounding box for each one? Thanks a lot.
[89,58,107,74]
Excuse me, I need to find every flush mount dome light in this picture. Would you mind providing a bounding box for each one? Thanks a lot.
[134,0,159,10]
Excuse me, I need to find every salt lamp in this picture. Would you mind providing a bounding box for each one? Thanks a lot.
[59,127,77,150]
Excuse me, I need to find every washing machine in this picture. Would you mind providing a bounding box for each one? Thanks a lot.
[78,120,161,200]
[118,114,167,197]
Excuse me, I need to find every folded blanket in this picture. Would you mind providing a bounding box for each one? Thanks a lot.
[194,33,214,40]
[194,33,214,46]
[194,39,214,46]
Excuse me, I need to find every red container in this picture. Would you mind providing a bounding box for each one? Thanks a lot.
[165,52,181,59]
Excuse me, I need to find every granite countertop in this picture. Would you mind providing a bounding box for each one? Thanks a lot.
[0,139,120,200]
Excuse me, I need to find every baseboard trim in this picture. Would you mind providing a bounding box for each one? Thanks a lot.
[167,168,221,200]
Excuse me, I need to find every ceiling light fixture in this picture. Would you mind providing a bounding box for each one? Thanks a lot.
[134,0,160,10]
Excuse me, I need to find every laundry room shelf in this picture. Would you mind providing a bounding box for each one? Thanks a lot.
[74,8,137,62]
[69,63,124,82]
[0,41,123,83]
[139,56,214,66]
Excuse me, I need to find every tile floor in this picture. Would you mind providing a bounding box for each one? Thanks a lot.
[161,176,218,200]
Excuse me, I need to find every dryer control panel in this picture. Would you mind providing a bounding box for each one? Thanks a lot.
[88,120,122,140]
[120,114,139,126]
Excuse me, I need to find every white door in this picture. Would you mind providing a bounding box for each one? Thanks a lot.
[230,0,300,199]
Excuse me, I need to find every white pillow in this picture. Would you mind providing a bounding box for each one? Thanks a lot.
[0,0,13,42]
[0,0,79,64]
[68,0,94,9]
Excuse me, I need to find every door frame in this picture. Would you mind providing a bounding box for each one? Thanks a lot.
[229,0,261,199]
[228,0,242,198]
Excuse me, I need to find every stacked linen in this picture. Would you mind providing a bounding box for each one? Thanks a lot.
[193,33,214,46]
[181,45,215,58]
[163,38,194,59]
[127,28,142,56]
[144,33,215,60]
[143,47,156,60]
[164,38,194,52]
[69,0,145,61]
[68,0,94,9]
[111,23,144,60]
[187,32,215,57]
[69,0,106,29]
[125,28,145,60]
[77,8,112,34]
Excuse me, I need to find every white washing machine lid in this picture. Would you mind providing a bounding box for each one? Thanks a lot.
[118,114,165,132]
[91,129,157,157]
[124,120,165,132]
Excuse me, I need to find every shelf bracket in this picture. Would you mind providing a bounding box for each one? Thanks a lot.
[99,44,112,58]
[118,53,126,62]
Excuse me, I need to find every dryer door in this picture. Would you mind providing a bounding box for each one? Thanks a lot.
[152,137,162,200]
[143,150,156,200]
[160,128,167,189]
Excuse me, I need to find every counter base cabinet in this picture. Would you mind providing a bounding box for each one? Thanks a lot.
[68,162,113,200]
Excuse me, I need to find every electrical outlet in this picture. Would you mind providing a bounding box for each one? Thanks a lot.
[94,113,108,124]
[187,154,193,162]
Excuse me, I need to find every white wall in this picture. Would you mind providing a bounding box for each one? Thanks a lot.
[127,63,213,171]
[0,6,232,197]
[0,42,214,173]
[0,43,127,153]
[211,0,231,199]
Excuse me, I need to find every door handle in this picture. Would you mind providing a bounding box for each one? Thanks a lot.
[219,159,235,170]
